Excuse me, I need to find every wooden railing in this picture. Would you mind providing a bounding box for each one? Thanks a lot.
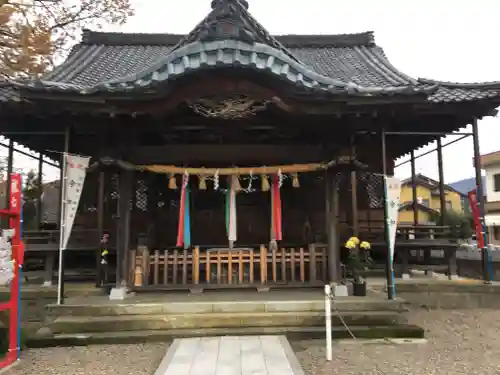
[130,244,328,290]
[23,229,100,252]
[359,224,458,245]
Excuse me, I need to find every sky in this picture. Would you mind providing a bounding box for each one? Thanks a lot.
[3,0,500,185]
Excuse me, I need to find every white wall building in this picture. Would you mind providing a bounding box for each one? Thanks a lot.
[480,151,500,244]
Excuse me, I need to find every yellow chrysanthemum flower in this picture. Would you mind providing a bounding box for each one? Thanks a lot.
[345,240,356,249]
[360,241,371,250]
[348,236,360,245]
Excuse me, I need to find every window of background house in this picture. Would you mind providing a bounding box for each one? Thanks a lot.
[446,200,452,210]
[494,226,500,240]
[421,199,429,207]
[494,174,500,192]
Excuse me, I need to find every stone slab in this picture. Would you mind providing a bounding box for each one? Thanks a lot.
[155,335,304,375]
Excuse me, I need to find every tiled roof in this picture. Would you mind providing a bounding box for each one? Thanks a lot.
[6,0,500,103]
[399,202,439,215]
[449,177,487,197]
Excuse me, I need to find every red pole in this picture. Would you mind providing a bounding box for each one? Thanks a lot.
[8,174,21,364]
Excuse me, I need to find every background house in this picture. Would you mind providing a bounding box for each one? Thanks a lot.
[449,176,487,213]
[0,179,59,228]
[478,151,500,245]
[399,173,464,224]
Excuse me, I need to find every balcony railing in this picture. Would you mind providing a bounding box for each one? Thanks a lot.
[486,201,500,214]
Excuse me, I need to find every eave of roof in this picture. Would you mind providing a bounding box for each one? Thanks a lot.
[2,0,500,105]
[399,202,439,214]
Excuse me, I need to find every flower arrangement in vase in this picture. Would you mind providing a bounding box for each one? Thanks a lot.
[344,236,371,296]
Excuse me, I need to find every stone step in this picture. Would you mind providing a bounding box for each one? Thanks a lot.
[49,311,405,334]
[28,324,424,348]
[45,297,408,318]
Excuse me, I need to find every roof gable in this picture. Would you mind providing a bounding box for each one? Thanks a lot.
[171,0,299,63]
[401,173,464,196]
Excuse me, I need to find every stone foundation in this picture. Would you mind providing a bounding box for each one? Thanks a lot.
[376,282,500,309]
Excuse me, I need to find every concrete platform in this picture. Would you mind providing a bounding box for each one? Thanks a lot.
[28,290,424,347]
[154,336,304,375]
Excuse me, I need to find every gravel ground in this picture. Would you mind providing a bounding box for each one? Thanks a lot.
[292,309,500,375]
[3,343,169,375]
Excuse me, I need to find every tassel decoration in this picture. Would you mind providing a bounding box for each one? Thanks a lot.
[199,175,207,190]
[176,174,191,249]
[234,175,242,192]
[261,174,270,191]
[225,175,238,246]
[292,173,300,188]
[168,174,177,190]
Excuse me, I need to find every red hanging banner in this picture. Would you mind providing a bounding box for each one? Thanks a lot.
[176,176,187,247]
[271,174,283,241]
[468,190,485,249]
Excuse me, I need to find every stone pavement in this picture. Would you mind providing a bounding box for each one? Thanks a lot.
[154,335,304,375]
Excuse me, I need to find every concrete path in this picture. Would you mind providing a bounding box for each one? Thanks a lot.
[154,335,304,375]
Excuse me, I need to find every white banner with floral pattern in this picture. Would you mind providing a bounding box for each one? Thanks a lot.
[61,154,91,250]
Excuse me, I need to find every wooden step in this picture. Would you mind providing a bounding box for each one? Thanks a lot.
[48,311,405,334]
[28,324,425,348]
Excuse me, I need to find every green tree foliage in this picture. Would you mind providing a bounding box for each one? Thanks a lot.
[430,209,474,239]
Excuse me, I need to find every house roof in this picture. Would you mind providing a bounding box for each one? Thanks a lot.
[399,202,439,215]
[6,0,500,103]
[401,173,464,196]
[449,176,487,197]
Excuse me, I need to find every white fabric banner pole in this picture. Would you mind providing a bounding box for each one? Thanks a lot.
[383,176,401,300]
[57,153,91,305]
[57,153,68,305]
[324,284,333,361]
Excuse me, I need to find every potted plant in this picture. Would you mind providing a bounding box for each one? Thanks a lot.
[344,236,371,296]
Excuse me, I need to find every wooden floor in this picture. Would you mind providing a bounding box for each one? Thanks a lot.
[155,336,304,375]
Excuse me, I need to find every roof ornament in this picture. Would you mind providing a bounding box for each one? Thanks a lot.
[188,95,268,120]
[195,0,255,44]
[211,0,249,10]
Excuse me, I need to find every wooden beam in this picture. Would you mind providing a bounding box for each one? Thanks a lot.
[129,144,325,164]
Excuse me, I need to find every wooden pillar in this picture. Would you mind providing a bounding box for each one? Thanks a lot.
[437,138,446,225]
[115,169,133,288]
[55,125,71,300]
[326,170,340,283]
[350,139,359,237]
[381,129,395,299]
[472,117,491,282]
[95,171,105,287]
[350,171,359,237]
[410,151,418,225]
[5,140,13,208]
[36,153,43,230]
[3,140,13,231]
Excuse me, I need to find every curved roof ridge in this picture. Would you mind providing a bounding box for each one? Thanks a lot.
[418,78,500,89]
[80,29,377,48]
[364,46,419,85]
[276,32,375,47]
[20,39,433,97]
[97,40,389,92]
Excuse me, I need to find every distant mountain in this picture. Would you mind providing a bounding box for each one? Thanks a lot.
[449,177,487,198]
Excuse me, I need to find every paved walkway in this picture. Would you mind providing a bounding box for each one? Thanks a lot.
[154,335,304,375]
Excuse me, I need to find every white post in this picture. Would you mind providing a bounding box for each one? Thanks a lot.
[324,284,332,361]
[57,153,67,305]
